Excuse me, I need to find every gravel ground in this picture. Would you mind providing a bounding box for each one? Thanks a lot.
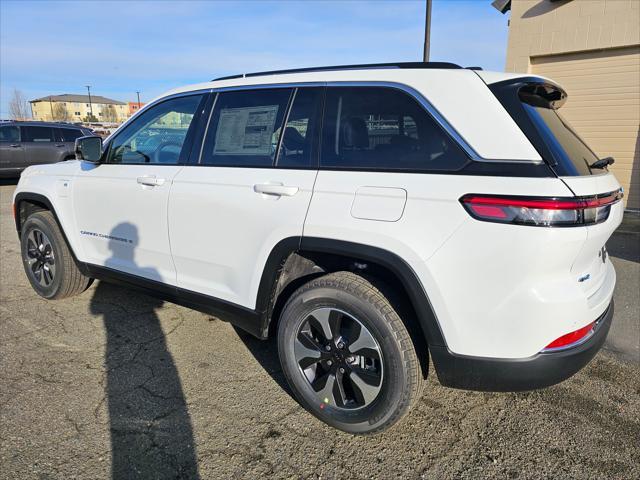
[0,181,638,480]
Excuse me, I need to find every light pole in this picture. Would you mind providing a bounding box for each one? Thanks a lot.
[85,85,93,120]
[423,0,432,62]
[136,91,141,109]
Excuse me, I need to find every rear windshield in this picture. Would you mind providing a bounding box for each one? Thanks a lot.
[519,85,597,176]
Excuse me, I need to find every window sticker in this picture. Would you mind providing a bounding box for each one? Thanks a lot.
[214,105,279,156]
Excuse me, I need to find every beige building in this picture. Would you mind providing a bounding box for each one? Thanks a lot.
[30,94,128,124]
[498,0,640,210]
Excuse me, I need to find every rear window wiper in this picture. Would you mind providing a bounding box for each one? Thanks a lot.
[589,156,615,169]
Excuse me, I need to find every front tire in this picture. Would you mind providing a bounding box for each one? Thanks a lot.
[278,271,424,434]
[20,211,92,299]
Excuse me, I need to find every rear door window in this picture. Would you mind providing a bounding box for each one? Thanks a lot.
[320,87,469,171]
[22,126,54,142]
[276,88,323,169]
[201,88,292,167]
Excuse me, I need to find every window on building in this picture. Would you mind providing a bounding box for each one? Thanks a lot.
[0,125,20,142]
[276,88,323,168]
[320,87,469,171]
[107,94,204,165]
[22,126,54,142]
[201,88,292,167]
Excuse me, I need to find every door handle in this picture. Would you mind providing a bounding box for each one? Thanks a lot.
[55,144,66,147]
[253,183,299,197]
[137,176,165,187]
[9,144,20,148]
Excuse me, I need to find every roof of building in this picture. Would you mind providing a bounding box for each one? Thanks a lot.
[30,94,126,105]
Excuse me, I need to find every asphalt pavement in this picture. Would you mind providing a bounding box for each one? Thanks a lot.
[1,181,638,480]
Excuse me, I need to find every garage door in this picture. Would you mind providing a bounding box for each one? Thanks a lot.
[531,46,640,210]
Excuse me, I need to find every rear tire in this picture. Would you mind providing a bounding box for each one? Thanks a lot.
[277,271,424,434]
[20,211,92,299]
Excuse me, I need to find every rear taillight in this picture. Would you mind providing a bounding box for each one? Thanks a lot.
[542,322,595,352]
[460,189,622,227]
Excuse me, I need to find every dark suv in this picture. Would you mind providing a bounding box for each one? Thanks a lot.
[0,121,94,177]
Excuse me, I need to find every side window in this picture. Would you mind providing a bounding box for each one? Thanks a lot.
[0,126,20,142]
[320,87,469,171]
[107,94,204,165]
[22,126,54,143]
[59,128,84,142]
[276,88,323,168]
[202,88,292,167]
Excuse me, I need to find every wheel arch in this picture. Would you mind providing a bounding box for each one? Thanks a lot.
[258,237,447,350]
[14,192,85,269]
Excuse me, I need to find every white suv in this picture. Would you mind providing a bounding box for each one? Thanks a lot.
[13,63,622,434]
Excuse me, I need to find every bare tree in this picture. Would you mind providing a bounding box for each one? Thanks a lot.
[103,104,118,123]
[8,89,30,120]
[52,102,71,122]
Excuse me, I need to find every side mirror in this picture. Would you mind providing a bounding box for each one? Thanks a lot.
[75,136,102,162]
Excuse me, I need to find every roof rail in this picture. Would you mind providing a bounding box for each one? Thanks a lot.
[212,61,463,81]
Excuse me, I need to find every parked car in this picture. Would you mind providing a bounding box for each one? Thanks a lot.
[12,62,622,434]
[0,121,93,177]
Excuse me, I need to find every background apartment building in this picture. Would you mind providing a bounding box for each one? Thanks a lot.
[497,0,640,210]
[128,101,145,116]
[30,94,128,123]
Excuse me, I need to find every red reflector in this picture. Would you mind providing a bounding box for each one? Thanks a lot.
[469,204,508,219]
[545,322,595,350]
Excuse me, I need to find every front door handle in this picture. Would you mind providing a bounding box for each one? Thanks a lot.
[137,175,165,187]
[55,144,66,148]
[253,183,299,197]
[9,144,21,148]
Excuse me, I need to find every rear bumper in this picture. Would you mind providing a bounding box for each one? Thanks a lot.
[430,301,613,392]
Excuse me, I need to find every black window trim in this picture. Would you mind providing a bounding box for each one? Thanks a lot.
[102,82,554,177]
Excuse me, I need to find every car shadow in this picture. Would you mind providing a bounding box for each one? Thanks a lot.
[232,325,293,397]
[607,231,640,264]
[89,223,199,479]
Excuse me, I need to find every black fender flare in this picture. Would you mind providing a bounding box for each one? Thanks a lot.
[14,192,88,272]
[257,236,447,347]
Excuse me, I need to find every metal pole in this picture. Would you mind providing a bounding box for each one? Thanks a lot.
[85,85,93,119]
[49,97,54,120]
[423,0,432,62]
[136,91,141,109]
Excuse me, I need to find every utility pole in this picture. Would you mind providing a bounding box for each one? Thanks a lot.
[423,0,432,62]
[49,96,54,120]
[85,85,93,119]
[136,91,141,109]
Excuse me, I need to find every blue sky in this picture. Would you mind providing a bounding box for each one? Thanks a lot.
[0,0,509,118]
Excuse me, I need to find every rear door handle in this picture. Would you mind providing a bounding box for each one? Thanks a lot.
[137,175,165,187]
[55,144,66,147]
[253,183,299,197]
[9,144,21,148]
